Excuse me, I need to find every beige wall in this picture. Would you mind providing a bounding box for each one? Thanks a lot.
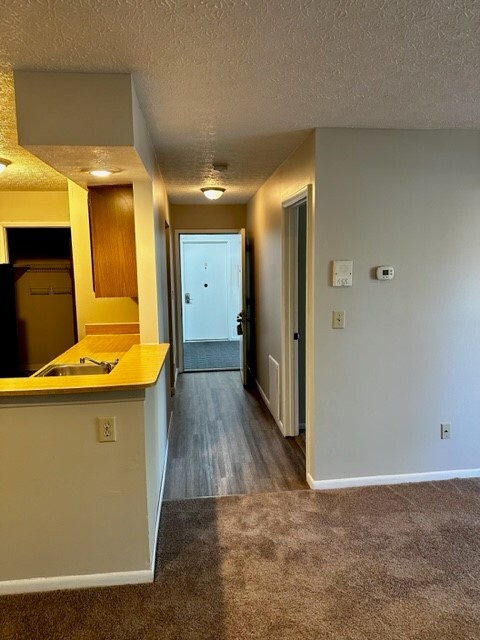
[0,191,70,226]
[153,166,172,345]
[130,81,172,420]
[134,181,160,343]
[170,204,246,232]
[68,180,139,339]
[311,129,480,485]
[0,392,150,584]
[246,133,315,399]
[130,79,171,346]
[249,128,480,487]
[133,174,171,417]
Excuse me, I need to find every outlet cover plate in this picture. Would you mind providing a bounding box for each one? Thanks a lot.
[97,416,117,442]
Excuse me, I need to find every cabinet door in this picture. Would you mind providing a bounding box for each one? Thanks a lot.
[88,185,138,298]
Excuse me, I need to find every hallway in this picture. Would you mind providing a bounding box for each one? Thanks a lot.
[163,371,308,500]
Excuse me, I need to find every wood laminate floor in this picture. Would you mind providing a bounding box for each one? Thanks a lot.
[163,371,308,500]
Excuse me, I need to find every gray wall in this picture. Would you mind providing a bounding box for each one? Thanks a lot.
[312,129,480,482]
[247,133,315,400]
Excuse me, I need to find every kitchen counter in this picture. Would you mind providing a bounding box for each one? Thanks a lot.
[1,333,170,593]
[0,334,169,397]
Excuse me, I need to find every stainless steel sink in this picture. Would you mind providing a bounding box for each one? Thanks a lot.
[34,362,113,377]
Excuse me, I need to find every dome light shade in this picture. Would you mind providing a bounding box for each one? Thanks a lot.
[201,187,225,200]
[0,159,11,173]
[89,169,113,178]
[81,167,121,178]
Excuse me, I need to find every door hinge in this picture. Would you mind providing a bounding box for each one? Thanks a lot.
[293,332,299,340]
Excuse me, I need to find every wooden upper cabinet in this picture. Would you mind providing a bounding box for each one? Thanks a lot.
[88,185,138,298]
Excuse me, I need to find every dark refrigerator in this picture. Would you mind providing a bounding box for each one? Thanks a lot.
[0,263,20,377]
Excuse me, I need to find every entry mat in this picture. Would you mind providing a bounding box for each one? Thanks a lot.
[183,340,240,371]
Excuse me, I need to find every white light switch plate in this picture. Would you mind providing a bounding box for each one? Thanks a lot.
[332,310,345,329]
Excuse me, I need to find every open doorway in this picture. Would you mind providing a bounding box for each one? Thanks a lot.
[296,202,307,449]
[179,233,242,372]
[281,189,310,456]
[3,226,77,376]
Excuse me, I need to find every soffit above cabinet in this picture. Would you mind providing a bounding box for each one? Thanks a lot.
[0,72,67,191]
[12,72,152,190]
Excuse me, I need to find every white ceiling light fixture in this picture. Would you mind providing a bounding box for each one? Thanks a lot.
[0,158,11,173]
[201,187,225,200]
[89,169,113,178]
[82,168,121,178]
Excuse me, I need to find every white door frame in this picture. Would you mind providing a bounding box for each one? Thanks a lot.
[281,186,313,448]
[174,229,243,374]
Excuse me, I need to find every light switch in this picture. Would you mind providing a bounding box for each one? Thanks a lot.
[332,310,345,329]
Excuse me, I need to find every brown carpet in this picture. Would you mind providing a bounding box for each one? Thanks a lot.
[3,479,480,639]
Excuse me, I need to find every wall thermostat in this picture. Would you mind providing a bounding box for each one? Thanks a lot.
[376,266,394,280]
[332,260,353,287]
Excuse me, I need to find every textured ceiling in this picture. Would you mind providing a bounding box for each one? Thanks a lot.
[0,0,479,202]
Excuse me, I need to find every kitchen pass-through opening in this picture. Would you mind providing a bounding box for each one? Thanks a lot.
[1,227,77,377]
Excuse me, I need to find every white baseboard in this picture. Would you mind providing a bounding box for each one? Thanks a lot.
[0,569,152,596]
[307,467,480,491]
[256,379,285,436]
[2,440,171,597]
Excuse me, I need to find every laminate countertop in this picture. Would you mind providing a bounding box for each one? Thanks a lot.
[0,335,169,397]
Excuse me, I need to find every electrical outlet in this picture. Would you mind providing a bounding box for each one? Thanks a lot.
[332,310,346,329]
[97,417,117,442]
[441,423,451,440]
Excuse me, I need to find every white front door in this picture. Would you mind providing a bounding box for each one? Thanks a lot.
[181,240,229,341]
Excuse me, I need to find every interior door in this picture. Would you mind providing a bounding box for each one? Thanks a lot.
[238,228,247,385]
[181,239,229,341]
[296,204,307,433]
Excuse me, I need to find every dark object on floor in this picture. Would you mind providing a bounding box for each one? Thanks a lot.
[3,480,480,639]
[183,340,240,371]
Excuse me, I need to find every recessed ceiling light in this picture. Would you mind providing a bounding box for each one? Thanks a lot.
[81,167,121,178]
[201,187,226,200]
[89,169,113,178]
[0,158,11,173]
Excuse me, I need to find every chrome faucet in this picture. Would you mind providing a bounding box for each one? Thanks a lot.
[79,356,119,372]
